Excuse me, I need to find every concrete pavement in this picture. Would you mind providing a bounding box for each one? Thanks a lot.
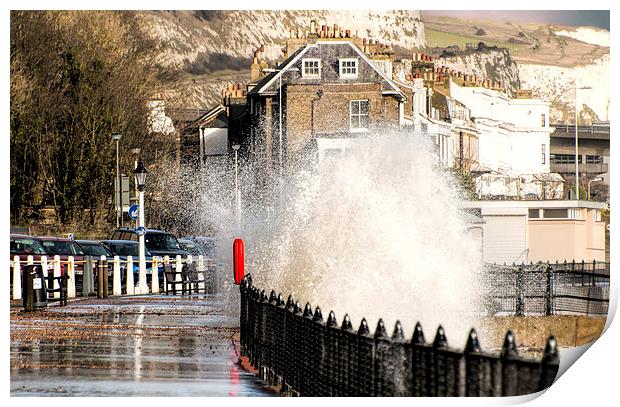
[10,293,272,396]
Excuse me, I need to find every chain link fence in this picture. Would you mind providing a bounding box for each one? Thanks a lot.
[239,275,560,397]
[482,261,610,317]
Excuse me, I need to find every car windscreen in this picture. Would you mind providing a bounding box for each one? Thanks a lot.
[110,243,152,257]
[41,240,85,256]
[145,233,181,251]
[80,243,110,257]
[180,242,204,256]
[10,237,46,255]
[111,243,139,257]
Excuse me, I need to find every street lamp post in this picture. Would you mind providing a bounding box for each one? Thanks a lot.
[134,159,148,293]
[575,86,592,200]
[112,134,123,227]
[588,177,603,200]
[232,144,241,229]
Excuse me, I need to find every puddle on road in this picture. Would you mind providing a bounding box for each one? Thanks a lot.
[10,294,271,397]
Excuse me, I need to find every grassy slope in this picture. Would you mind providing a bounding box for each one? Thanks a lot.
[422,14,608,67]
[425,28,522,53]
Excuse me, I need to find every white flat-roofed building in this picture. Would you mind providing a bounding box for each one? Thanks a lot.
[450,81,552,176]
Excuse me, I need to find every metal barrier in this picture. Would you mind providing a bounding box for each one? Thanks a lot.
[10,255,218,300]
[239,275,560,397]
[482,261,610,317]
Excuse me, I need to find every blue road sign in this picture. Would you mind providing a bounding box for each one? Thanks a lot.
[135,226,146,236]
[128,204,139,221]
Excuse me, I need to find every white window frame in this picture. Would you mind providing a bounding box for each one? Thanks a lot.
[339,58,358,78]
[350,100,369,132]
[302,58,321,78]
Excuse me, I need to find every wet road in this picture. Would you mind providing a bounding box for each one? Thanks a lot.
[10,294,271,396]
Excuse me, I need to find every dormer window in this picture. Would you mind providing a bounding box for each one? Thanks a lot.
[339,58,358,78]
[302,58,321,78]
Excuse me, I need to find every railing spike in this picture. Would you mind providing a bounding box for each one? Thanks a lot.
[269,290,277,304]
[327,311,338,328]
[313,306,323,322]
[303,302,313,318]
[294,301,302,315]
[433,325,448,348]
[501,330,519,359]
[358,318,370,336]
[465,328,481,354]
[286,294,295,310]
[392,320,404,340]
[341,314,353,332]
[542,335,560,365]
[374,319,388,339]
[276,293,284,306]
[412,322,426,344]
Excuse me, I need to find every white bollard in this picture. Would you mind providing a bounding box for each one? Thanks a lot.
[175,255,183,292]
[151,256,159,294]
[12,256,22,300]
[41,256,49,280]
[113,256,121,296]
[53,255,61,299]
[197,255,205,291]
[126,256,135,295]
[163,255,170,288]
[67,256,76,298]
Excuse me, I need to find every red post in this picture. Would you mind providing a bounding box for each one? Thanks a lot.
[233,238,245,285]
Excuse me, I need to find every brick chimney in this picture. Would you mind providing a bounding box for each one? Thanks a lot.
[250,54,260,82]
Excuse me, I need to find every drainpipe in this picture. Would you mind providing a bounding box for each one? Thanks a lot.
[311,89,324,137]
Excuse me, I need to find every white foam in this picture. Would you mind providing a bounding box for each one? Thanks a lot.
[555,28,610,47]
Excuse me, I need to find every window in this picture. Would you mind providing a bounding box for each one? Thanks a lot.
[339,58,358,78]
[541,113,546,127]
[541,144,546,164]
[543,209,568,219]
[586,155,602,164]
[302,58,321,78]
[528,209,540,219]
[550,154,582,164]
[350,100,369,131]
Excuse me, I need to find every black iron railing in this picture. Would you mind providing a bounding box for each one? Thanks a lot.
[239,275,560,397]
[483,261,610,317]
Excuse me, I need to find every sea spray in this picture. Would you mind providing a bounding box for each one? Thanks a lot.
[165,130,484,341]
[246,133,483,340]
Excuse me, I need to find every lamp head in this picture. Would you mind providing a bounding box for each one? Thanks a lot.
[134,158,148,191]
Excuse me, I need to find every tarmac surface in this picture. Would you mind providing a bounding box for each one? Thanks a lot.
[10,293,272,396]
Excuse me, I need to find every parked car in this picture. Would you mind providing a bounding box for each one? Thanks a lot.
[37,237,86,275]
[100,239,157,274]
[109,228,189,258]
[178,238,207,257]
[10,234,50,288]
[180,236,217,259]
[10,234,48,260]
[75,240,112,258]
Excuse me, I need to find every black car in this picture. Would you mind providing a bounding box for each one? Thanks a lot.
[75,240,112,258]
[109,228,189,258]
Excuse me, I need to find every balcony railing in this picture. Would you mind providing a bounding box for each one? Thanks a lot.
[550,163,608,174]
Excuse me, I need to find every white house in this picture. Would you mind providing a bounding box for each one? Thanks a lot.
[449,81,552,176]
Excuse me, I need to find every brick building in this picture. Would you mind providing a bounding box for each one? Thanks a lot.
[225,22,406,189]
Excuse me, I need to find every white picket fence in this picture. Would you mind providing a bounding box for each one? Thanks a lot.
[10,254,213,300]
